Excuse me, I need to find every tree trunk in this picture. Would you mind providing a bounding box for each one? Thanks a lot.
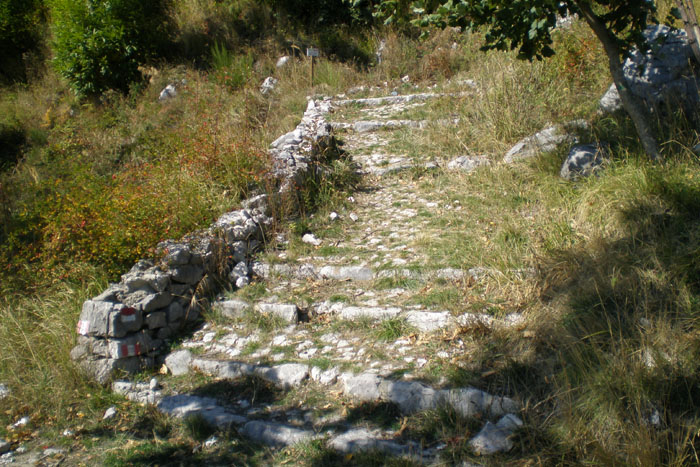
[676,0,700,64]
[576,1,663,161]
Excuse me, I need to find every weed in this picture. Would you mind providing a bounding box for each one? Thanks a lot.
[374,318,415,341]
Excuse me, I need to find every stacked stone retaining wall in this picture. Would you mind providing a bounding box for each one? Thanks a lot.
[71,98,337,384]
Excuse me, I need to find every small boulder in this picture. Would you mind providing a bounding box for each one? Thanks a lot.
[276,56,291,68]
[560,143,609,180]
[469,414,523,455]
[447,155,490,173]
[159,84,177,101]
[260,77,278,95]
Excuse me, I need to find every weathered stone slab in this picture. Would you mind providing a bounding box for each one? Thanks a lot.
[339,306,402,321]
[442,388,520,418]
[256,363,309,389]
[447,155,491,173]
[329,428,415,457]
[191,358,257,379]
[405,311,452,332]
[214,299,250,319]
[158,394,247,428]
[240,421,316,447]
[255,303,299,323]
[77,301,143,338]
[165,350,192,376]
[319,265,374,281]
[342,373,383,401]
[107,333,152,360]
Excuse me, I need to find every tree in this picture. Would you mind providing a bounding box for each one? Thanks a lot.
[49,0,167,97]
[379,0,680,161]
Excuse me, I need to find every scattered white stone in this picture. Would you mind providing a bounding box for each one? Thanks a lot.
[260,76,278,95]
[469,414,523,455]
[103,406,118,420]
[62,429,73,437]
[599,83,622,113]
[204,436,219,448]
[42,448,65,457]
[302,233,322,246]
[347,196,356,203]
[149,377,160,391]
[276,56,291,68]
[329,212,339,221]
[202,332,216,343]
[236,276,250,288]
[0,452,12,465]
[0,384,8,400]
[401,75,410,83]
[447,155,491,173]
[11,417,29,429]
[159,84,177,101]
[311,366,340,385]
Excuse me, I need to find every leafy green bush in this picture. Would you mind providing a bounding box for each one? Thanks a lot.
[0,0,45,82]
[49,0,167,96]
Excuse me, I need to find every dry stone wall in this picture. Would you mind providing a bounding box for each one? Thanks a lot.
[71,98,338,384]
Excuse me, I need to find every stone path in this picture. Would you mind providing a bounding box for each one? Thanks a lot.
[118,89,526,464]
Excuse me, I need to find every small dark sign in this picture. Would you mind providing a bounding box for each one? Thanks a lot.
[306,47,320,57]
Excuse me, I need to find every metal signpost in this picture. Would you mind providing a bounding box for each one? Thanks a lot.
[307,47,319,87]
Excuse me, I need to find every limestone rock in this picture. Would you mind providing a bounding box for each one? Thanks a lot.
[447,155,490,173]
[301,233,322,246]
[329,428,412,457]
[560,143,608,180]
[256,303,299,323]
[214,299,250,319]
[256,363,309,389]
[159,84,176,101]
[240,421,316,447]
[319,265,373,281]
[469,414,523,455]
[599,84,622,113]
[157,394,247,428]
[276,56,291,68]
[405,311,452,332]
[504,121,587,163]
[260,77,278,95]
[310,366,340,385]
[165,350,192,376]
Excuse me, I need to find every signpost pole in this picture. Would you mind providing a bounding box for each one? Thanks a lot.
[306,47,319,88]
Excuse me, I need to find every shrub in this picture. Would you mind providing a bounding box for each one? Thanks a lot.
[49,0,168,96]
[0,0,45,82]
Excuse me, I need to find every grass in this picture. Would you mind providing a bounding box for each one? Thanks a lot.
[2,2,700,465]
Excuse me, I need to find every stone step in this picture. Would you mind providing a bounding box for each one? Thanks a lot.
[145,348,522,461]
[334,91,471,108]
[332,117,460,133]
[252,262,487,283]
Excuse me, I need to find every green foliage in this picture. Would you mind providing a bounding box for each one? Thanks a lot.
[397,0,662,60]
[49,0,167,96]
[0,0,45,81]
